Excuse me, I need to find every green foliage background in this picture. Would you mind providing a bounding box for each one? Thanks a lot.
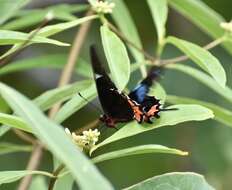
[0,0,232,189]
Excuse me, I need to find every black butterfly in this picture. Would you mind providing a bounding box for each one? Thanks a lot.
[90,45,174,128]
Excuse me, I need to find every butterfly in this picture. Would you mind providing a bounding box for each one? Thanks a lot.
[90,45,175,128]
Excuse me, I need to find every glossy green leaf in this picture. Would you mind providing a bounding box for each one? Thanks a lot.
[0,0,30,25]
[101,25,130,91]
[147,0,168,44]
[34,80,93,111]
[166,36,226,87]
[92,145,188,163]
[0,113,32,133]
[92,104,213,152]
[29,176,47,190]
[0,15,98,59]
[167,64,232,104]
[0,142,32,155]
[124,172,214,190]
[167,95,232,128]
[0,54,91,78]
[2,4,89,30]
[109,0,146,76]
[0,83,113,190]
[168,0,232,55]
[0,170,53,185]
[0,30,69,46]
[54,83,97,123]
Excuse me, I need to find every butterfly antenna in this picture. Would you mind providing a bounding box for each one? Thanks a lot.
[78,92,102,115]
[160,108,179,111]
[0,11,54,68]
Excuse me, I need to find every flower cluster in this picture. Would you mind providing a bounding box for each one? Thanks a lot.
[65,128,100,152]
[91,1,115,14]
[220,21,232,33]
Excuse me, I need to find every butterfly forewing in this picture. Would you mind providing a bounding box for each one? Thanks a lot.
[90,45,134,122]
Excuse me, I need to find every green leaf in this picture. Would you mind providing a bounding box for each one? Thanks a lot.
[0,170,53,185]
[0,113,32,133]
[166,36,226,87]
[108,0,146,76]
[38,15,98,37]
[29,176,47,190]
[167,95,232,128]
[92,145,188,163]
[2,4,89,30]
[100,25,130,91]
[0,30,69,46]
[92,104,213,152]
[167,64,232,104]
[168,0,232,55]
[0,83,113,190]
[149,83,166,104]
[0,15,98,59]
[0,142,32,155]
[0,54,92,78]
[124,172,214,190]
[34,80,93,111]
[0,0,30,25]
[54,83,97,123]
[147,0,168,44]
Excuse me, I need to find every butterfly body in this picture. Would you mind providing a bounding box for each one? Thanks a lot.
[90,45,162,128]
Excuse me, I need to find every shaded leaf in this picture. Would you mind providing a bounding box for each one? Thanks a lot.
[92,145,188,163]
[34,80,93,111]
[0,142,32,155]
[92,104,213,152]
[168,0,232,54]
[167,95,232,128]
[0,15,98,59]
[101,25,130,91]
[54,83,97,123]
[0,54,91,78]
[0,83,113,190]
[167,64,232,104]
[0,30,69,46]
[124,172,214,190]
[166,36,226,87]
[0,0,30,25]
[2,4,89,30]
[147,0,168,44]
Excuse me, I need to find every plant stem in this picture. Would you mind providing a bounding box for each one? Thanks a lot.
[106,21,156,63]
[48,164,65,190]
[160,36,225,65]
[13,129,36,144]
[17,9,94,190]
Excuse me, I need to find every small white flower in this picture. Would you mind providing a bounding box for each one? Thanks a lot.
[65,128,71,136]
[92,1,115,14]
[220,21,232,33]
[64,128,100,152]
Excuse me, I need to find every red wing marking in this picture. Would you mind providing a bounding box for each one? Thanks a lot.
[127,99,144,123]
[146,104,159,117]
